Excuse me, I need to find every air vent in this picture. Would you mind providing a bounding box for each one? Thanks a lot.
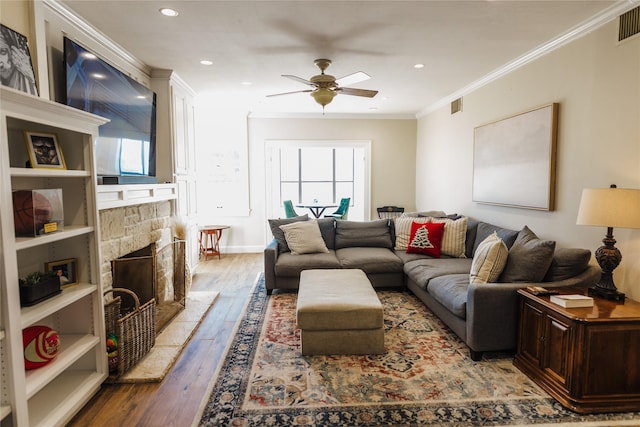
[618,6,640,42]
[451,97,463,115]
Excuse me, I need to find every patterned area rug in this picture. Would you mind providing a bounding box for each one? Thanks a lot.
[197,277,640,426]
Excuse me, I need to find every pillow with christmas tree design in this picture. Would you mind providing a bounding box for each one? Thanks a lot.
[406,221,445,257]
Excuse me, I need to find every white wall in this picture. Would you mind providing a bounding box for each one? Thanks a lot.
[416,21,640,299]
[195,115,417,252]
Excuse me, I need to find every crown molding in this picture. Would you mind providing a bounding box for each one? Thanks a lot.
[417,0,640,118]
[42,0,150,76]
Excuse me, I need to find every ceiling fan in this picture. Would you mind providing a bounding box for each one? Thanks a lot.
[267,59,378,110]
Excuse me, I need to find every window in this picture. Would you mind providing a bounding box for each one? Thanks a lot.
[279,147,354,205]
[265,140,370,222]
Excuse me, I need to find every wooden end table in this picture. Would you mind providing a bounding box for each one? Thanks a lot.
[199,225,229,260]
[514,286,640,413]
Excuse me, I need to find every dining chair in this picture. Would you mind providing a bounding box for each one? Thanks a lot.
[324,197,350,220]
[377,206,405,219]
[283,200,299,218]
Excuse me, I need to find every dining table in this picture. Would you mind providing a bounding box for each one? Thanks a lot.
[296,204,338,219]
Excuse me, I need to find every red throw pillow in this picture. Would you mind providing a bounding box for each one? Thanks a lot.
[407,221,445,257]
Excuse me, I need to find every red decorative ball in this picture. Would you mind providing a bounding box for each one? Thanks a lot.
[22,325,60,370]
[12,190,53,236]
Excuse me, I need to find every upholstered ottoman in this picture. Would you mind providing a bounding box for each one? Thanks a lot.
[296,269,384,356]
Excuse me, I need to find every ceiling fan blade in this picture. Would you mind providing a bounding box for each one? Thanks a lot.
[335,71,370,87]
[266,89,313,98]
[282,74,314,86]
[338,87,378,98]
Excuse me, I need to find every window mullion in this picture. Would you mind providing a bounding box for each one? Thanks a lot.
[297,148,302,204]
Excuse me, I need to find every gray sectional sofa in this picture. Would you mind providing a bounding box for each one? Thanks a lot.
[263,214,600,360]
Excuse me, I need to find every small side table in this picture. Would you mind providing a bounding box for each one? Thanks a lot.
[199,225,229,260]
[514,286,640,413]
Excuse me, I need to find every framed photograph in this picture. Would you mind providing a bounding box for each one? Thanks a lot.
[24,131,67,170]
[472,103,558,211]
[46,258,78,287]
[0,24,38,96]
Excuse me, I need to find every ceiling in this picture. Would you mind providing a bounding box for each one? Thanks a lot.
[60,0,626,116]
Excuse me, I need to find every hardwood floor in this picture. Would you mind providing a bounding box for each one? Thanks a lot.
[68,253,263,427]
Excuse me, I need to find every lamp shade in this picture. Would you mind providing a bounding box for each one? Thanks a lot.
[576,188,640,229]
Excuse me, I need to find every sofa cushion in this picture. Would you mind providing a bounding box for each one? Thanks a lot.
[470,232,508,284]
[393,217,430,250]
[317,218,336,250]
[403,258,473,291]
[499,226,556,283]
[407,221,445,257]
[472,222,519,257]
[393,250,437,264]
[465,218,480,258]
[426,274,470,319]
[543,248,592,282]
[335,247,404,274]
[268,215,309,252]
[335,220,393,249]
[279,220,329,255]
[429,216,468,258]
[274,251,341,276]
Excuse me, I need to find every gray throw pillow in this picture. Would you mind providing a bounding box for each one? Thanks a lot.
[335,219,393,249]
[268,214,309,252]
[317,218,336,250]
[499,226,556,283]
[472,222,519,257]
[543,248,591,282]
[465,218,479,258]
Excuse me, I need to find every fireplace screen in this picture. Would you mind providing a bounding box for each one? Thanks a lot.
[111,247,155,313]
[110,240,186,332]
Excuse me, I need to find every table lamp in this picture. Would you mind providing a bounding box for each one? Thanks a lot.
[576,184,640,302]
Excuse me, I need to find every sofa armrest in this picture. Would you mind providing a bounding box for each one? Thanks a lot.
[465,282,529,353]
[465,265,601,352]
[264,239,279,294]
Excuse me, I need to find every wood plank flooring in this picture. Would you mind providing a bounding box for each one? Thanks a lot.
[68,253,263,427]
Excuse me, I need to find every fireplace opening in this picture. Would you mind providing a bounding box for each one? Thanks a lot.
[111,240,186,333]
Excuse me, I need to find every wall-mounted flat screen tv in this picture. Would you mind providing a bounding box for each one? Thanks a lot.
[64,37,157,184]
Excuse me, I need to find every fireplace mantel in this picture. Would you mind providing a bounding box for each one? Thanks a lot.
[96,183,177,210]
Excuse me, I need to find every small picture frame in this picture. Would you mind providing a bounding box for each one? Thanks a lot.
[45,258,78,287]
[24,131,66,169]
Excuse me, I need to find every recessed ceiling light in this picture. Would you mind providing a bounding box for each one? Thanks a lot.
[241,81,253,86]
[159,8,179,17]
[414,63,425,69]
[369,107,378,111]
[200,60,213,66]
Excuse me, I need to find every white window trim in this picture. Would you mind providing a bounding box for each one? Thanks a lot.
[264,139,371,229]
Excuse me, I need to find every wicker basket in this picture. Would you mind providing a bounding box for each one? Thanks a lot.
[104,288,156,376]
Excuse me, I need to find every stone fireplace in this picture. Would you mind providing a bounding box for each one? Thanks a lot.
[99,200,188,333]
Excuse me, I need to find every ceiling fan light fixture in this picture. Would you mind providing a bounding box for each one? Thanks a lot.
[311,88,336,108]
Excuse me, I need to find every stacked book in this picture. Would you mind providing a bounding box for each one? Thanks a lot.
[550,294,594,308]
